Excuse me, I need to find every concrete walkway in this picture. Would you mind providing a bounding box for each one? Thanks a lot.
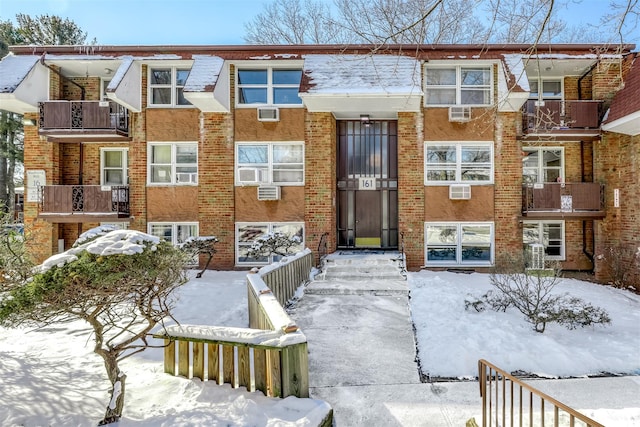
[288,252,640,427]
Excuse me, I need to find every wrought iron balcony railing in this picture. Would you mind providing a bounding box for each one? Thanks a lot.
[38,185,130,222]
[38,101,129,138]
[523,100,603,134]
[522,182,605,218]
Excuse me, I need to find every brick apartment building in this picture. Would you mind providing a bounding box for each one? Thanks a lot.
[0,43,638,285]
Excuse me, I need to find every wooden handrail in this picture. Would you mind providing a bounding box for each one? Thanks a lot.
[154,251,313,399]
[478,359,605,427]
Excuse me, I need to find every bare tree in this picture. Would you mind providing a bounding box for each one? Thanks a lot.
[244,0,344,44]
[0,227,188,425]
[243,0,637,45]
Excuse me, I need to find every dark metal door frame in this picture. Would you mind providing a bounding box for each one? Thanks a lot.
[336,120,398,249]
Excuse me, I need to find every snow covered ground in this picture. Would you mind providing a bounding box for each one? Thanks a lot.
[0,266,639,426]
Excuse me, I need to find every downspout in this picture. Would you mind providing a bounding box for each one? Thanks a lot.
[577,62,598,101]
[40,54,86,100]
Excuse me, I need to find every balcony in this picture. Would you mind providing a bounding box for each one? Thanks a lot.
[522,182,605,219]
[522,100,603,139]
[38,185,131,223]
[38,101,130,142]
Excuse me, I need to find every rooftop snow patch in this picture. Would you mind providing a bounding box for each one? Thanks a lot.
[0,54,39,93]
[183,55,224,92]
[302,54,421,95]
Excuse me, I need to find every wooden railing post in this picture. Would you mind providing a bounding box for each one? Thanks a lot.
[281,342,309,398]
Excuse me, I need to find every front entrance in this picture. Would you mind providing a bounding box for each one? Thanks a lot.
[337,120,398,249]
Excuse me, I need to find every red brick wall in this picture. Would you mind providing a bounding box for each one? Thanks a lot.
[199,112,236,269]
[304,112,336,258]
[398,111,425,270]
[594,132,640,286]
[494,112,522,263]
[22,112,56,262]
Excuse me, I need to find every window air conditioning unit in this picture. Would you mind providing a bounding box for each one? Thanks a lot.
[528,243,545,270]
[448,106,471,122]
[237,168,267,184]
[257,185,280,201]
[449,184,471,200]
[257,106,279,122]
[176,172,198,184]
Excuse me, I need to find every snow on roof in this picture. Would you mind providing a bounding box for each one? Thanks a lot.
[183,55,224,92]
[302,54,421,95]
[106,56,133,91]
[501,54,530,92]
[0,54,39,93]
[39,228,161,273]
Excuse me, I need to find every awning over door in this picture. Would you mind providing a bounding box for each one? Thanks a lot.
[300,54,422,119]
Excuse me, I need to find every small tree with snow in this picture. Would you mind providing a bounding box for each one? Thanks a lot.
[179,235,219,278]
[472,255,611,333]
[246,231,302,261]
[0,226,189,425]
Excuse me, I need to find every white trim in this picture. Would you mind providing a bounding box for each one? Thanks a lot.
[522,146,564,184]
[147,142,198,186]
[235,66,304,108]
[424,64,494,107]
[523,220,566,261]
[425,141,494,185]
[100,147,128,187]
[147,222,199,246]
[235,141,305,186]
[147,66,193,107]
[424,222,494,267]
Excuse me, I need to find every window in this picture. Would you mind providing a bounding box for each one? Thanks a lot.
[100,148,128,186]
[529,79,562,100]
[237,68,303,106]
[148,143,198,185]
[236,222,304,265]
[523,221,565,261]
[425,65,492,105]
[236,142,304,185]
[425,142,493,184]
[100,222,129,230]
[149,67,192,106]
[425,222,494,266]
[148,222,198,246]
[522,147,563,184]
[101,79,111,101]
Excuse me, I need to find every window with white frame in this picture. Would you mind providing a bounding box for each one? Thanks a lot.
[522,147,563,184]
[425,222,494,266]
[236,68,303,106]
[523,221,565,261]
[148,67,192,106]
[100,222,129,230]
[425,142,493,184]
[236,142,304,185]
[148,143,198,185]
[425,65,492,105]
[529,79,562,100]
[148,222,198,246]
[236,222,304,265]
[100,148,128,186]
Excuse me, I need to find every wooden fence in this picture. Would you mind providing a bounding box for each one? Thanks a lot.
[478,359,605,427]
[154,251,313,398]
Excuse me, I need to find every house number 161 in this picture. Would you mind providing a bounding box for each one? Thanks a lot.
[358,177,376,190]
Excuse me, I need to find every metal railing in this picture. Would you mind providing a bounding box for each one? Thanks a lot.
[478,359,605,427]
[522,183,604,216]
[317,232,329,268]
[523,100,603,133]
[39,185,130,215]
[39,100,129,133]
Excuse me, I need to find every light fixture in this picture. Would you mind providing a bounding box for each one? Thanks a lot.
[104,68,112,75]
[360,114,370,123]
[22,118,36,126]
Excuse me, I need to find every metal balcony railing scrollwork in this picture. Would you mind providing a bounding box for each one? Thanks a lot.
[39,185,130,217]
[38,100,129,136]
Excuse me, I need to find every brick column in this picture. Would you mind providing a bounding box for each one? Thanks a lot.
[199,111,235,269]
[128,111,147,234]
[494,112,522,263]
[22,112,57,263]
[304,112,336,256]
[398,111,425,270]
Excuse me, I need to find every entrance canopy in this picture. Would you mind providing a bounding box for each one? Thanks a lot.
[300,54,423,119]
